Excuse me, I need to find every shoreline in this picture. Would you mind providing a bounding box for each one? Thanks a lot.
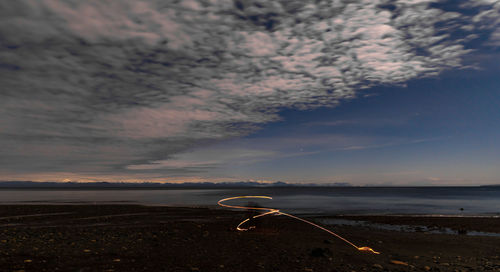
[1,205,499,271]
[2,202,500,220]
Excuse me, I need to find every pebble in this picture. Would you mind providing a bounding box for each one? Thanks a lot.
[372,264,383,269]
[310,247,331,257]
[390,260,408,266]
[424,266,431,271]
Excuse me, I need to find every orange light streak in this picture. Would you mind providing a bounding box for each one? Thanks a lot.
[218,196,380,254]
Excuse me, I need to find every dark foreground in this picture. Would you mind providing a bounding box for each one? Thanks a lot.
[0,205,499,272]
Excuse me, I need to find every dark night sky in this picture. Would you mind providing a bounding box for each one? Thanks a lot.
[1,0,499,185]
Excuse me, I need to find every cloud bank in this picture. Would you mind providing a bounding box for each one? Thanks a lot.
[0,0,497,181]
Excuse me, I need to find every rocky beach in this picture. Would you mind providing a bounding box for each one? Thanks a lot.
[1,205,499,272]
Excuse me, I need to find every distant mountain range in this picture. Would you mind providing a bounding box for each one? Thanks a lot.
[0,181,353,189]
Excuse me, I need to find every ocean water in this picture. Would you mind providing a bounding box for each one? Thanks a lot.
[0,187,499,216]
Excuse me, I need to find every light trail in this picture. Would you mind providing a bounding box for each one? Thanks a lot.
[218,196,380,254]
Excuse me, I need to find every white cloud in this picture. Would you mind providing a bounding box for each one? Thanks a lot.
[0,0,497,178]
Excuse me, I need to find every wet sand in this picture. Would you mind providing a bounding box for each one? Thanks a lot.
[0,205,499,271]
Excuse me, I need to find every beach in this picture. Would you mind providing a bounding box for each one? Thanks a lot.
[3,0,500,269]
[1,205,499,271]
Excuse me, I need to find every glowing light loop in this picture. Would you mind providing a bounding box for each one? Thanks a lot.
[218,196,380,254]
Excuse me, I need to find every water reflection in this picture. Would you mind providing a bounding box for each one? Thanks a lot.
[0,187,499,216]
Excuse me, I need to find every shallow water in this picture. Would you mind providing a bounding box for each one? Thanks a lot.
[315,218,500,237]
[0,186,499,216]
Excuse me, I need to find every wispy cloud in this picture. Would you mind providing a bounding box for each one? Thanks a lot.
[305,117,411,127]
[339,137,444,151]
[0,0,498,180]
[126,148,277,170]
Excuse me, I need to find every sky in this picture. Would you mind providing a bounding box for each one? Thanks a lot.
[0,0,499,186]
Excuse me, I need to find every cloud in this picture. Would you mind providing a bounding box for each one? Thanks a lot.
[339,137,442,151]
[127,148,277,170]
[305,117,411,127]
[0,0,497,180]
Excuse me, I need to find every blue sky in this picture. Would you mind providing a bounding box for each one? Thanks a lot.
[190,56,500,185]
[124,55,500,185]
[0,0,499,185]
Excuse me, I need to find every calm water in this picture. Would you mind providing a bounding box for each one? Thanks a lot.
[0,187,499,216]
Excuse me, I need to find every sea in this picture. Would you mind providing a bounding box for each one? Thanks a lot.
[1,186,499,216]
